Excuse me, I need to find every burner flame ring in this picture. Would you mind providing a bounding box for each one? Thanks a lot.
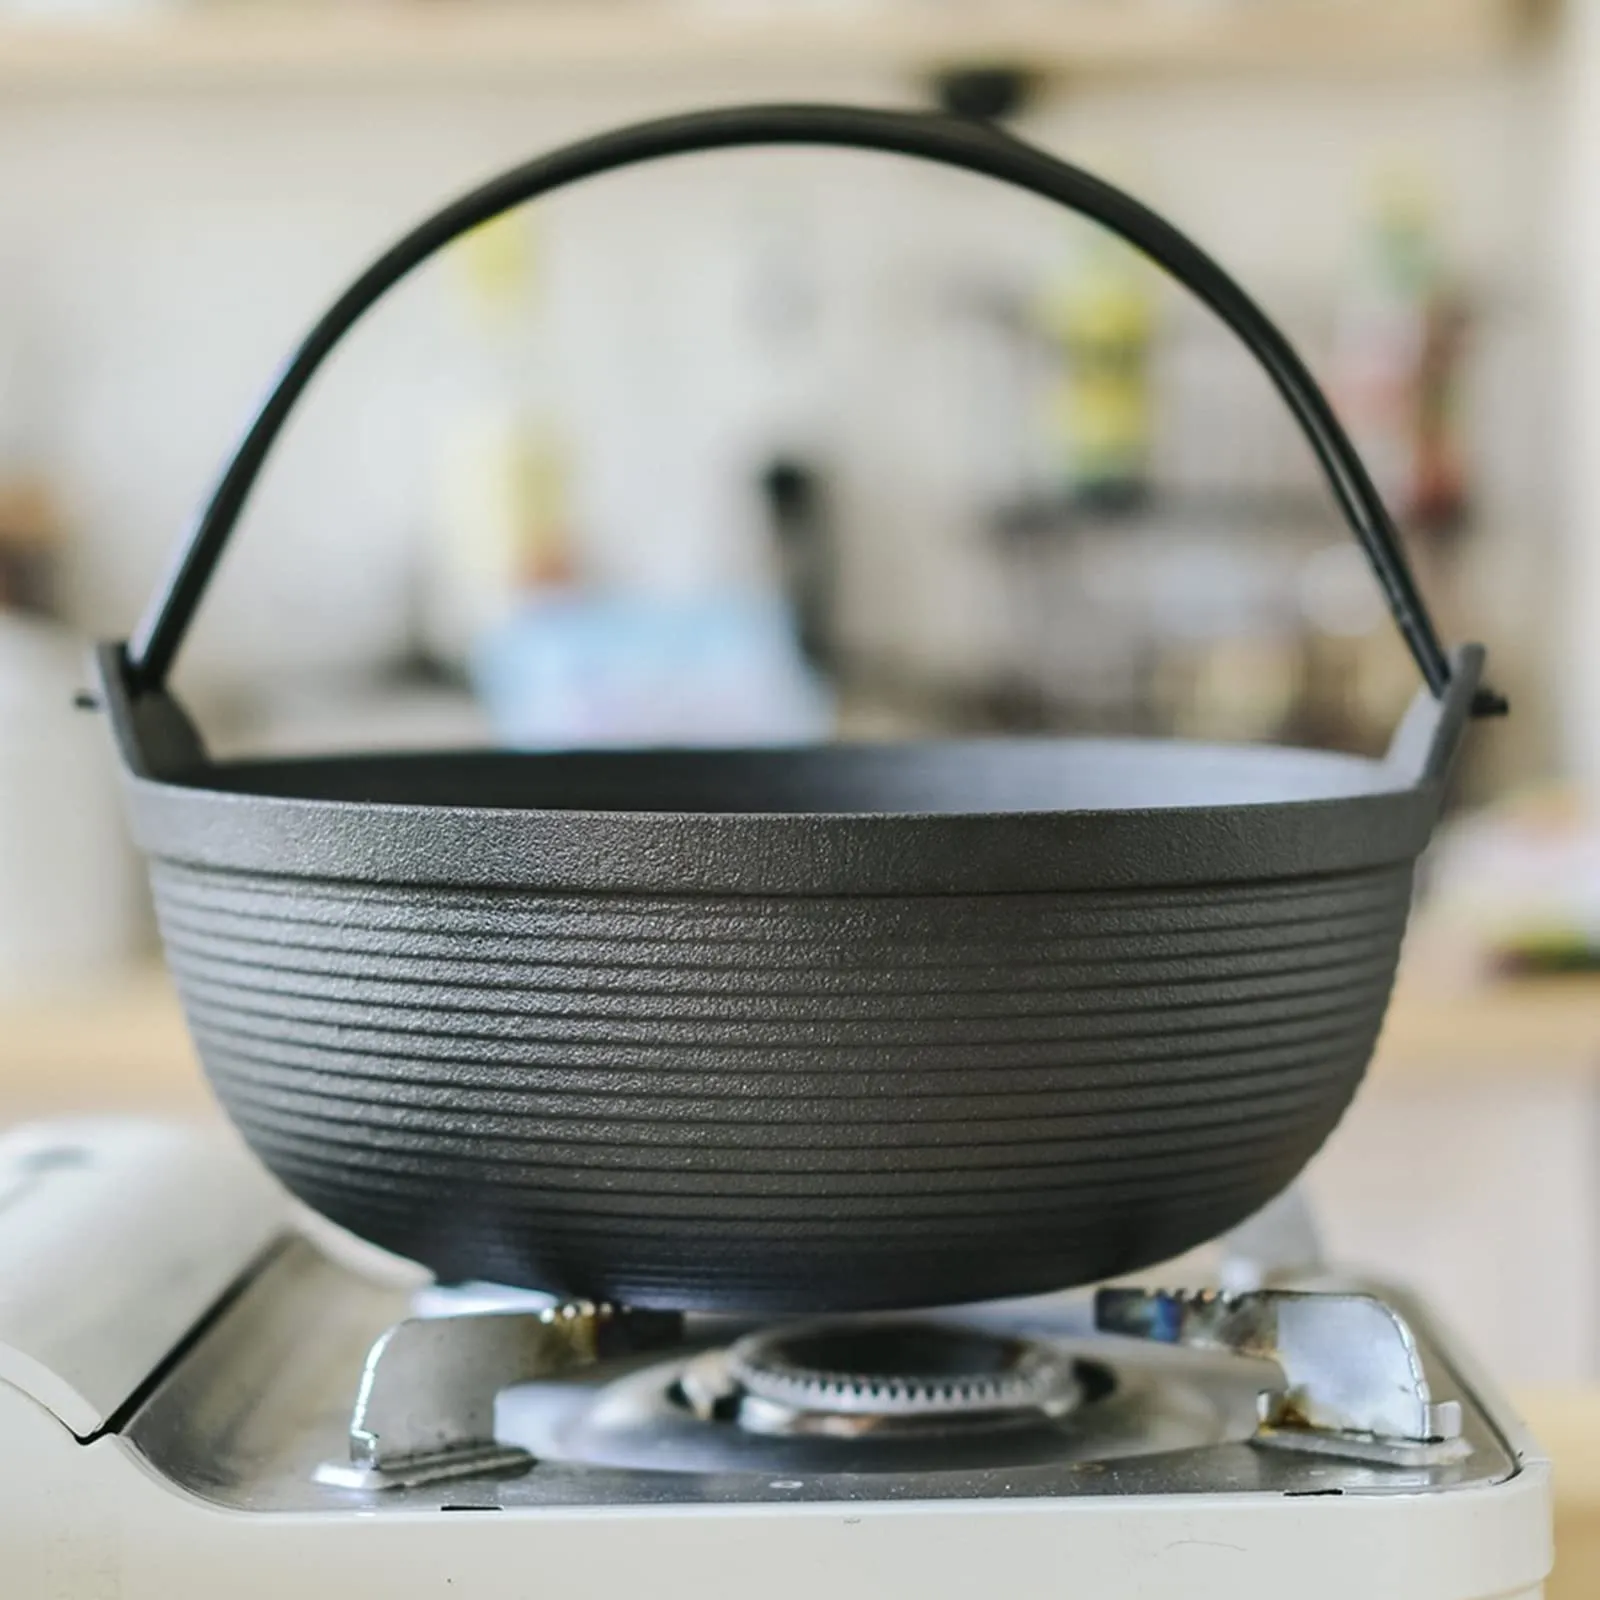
[725,1319,1082,1424]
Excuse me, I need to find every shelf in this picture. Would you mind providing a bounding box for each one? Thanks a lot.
[991,487,1346,544]
[0,0,1548,93]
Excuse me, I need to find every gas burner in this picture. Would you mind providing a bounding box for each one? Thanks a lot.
[686,1319,1084,1438]
[303,1282,1475,1489]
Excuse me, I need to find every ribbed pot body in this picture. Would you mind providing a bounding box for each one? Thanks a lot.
[150,856,1409,1311]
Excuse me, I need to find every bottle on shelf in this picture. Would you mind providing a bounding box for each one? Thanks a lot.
[1037,224,1157,511]
[423,208,577,671]
[1331,168,1471,541]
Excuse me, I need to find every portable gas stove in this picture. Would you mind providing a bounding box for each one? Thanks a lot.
[0,1120,1552,1599]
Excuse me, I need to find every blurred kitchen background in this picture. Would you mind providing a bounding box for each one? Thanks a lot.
[6,0,1600,1389]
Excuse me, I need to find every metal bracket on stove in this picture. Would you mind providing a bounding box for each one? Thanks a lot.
[1095,1287,1468,1467]
[315,1301,679,1491]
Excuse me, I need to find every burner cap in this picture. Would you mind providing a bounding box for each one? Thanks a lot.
[726,1319,1081,1424]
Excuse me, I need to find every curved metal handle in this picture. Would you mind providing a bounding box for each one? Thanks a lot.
[122,103,1480,709]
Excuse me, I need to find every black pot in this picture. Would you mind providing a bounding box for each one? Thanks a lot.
[95,106,1496,1313]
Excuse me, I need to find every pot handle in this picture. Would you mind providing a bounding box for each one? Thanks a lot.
[1385,641,1484,788]
[115,103,1497,718]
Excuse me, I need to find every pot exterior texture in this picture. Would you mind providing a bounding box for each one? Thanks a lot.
[150,855,1410,1311]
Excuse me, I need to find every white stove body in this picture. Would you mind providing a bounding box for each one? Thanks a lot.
[0,1121,1553,1600]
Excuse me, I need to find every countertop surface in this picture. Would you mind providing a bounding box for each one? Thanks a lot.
[5,959,1598,1117]
[1510,1388,1600,1599]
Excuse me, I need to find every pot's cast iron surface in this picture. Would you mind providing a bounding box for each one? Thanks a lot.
[95,106,1497,1312]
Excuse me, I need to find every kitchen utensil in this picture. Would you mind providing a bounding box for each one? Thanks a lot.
[93,105,1496,1313]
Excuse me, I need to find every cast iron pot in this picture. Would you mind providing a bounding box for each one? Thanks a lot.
[94,106,1500,1313]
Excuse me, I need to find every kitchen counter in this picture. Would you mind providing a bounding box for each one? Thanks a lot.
[0,964,208,1118]
[1370,970,1600,1080]
[1510,1388,1600,1599]
[4,960,1598,1117]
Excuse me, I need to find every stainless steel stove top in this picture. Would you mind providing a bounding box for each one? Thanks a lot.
[0,1120,1554,1600]
[121,1235,1517,1512]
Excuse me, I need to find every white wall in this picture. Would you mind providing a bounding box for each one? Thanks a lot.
[0,54,1559,725]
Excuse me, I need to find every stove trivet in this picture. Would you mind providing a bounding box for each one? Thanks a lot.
[694,1319,1083,1437]
[314,1279,1467,1490]
[314,1301,679,1491]
[1096,1287,1467,1466]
